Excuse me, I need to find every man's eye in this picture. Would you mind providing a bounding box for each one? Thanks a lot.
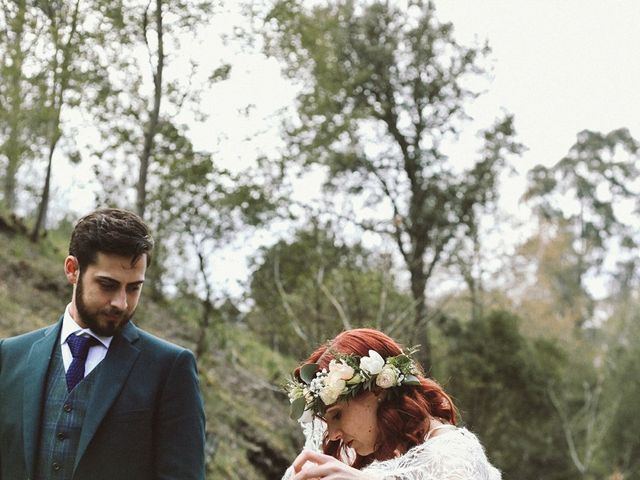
[127,285,142,292]
[100,282,117,290]
[331,411,342,421]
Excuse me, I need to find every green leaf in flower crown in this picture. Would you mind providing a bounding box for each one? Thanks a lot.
[403,374,421,386]
[300,363,320,384]
[290,396,306,420]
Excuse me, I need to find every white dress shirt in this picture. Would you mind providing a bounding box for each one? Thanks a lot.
[60,303,113,375]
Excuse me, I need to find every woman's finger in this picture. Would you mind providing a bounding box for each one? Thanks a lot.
[292,460,342,480]
[292,450,335,473]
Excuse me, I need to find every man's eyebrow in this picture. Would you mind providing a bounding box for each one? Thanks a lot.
[95,276,144,286]
[95,276,118,283]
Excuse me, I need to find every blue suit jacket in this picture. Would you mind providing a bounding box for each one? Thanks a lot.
[0,319,206,480]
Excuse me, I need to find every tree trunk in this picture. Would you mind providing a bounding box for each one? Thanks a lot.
[409,256,431,367]
[195,246,213,359]
[4,147,20,213]
[30,141,55,241]
[3,0,27,213]
[30,0,81,240]
[196,297,213,359]
[136,0,164,219]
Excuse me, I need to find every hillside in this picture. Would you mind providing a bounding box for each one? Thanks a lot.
[0,223,302,479]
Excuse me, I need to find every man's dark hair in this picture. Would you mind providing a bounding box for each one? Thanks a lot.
[69,208,154,270]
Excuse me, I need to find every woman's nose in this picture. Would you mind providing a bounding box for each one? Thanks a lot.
[327,425,342,441]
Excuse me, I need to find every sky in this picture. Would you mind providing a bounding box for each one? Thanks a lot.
[191,0,640,217]
[50,0,640,296]
[195,1,640,166]
[438,1,640,168]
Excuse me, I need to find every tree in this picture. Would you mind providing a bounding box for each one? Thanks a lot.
[0,0,98,224]
[157,148,279,357]
[134,0,219,219]
[511,220,596,338]
[594,259,640,478]
[601,321,640,478]
[524,128,640,326]
[29,0,110,240]
[442,310,572,480]
[0,0,39,213]
[87,0,218,220]
[247,222,413,358]
[265,0,523,363]
[88,0,228,294]
[514,127,640,476]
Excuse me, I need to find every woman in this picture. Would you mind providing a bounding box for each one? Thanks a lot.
[283,328,501,479]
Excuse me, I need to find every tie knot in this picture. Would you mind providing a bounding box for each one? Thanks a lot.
[67,333,99,360]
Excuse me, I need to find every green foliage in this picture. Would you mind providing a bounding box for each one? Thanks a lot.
[514,221,596,334]
[0,0,111,219]
[247,222,413,358]
[209,63,232,83]
[525,128,640,273]
[441,310,573,480]
[603,337,640,478]
[0,1,38,211]
[594,275,640,479]
[521,128,640,332]
[84,0,274,312]
[265,0,524,361]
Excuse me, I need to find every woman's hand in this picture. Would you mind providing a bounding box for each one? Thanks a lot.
[291,450,370,480]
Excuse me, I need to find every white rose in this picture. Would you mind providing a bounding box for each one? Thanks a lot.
[329,360,355,380]
[326,371,347,389]
[359,350,385,375]
[319,378,346,405]
[376,366,399,389]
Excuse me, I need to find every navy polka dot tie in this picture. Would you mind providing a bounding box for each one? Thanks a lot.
[66,333,100,392]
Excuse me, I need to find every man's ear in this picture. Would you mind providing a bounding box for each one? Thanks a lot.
[64,256,79,284]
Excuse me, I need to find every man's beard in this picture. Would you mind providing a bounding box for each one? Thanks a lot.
[75,275,134,337]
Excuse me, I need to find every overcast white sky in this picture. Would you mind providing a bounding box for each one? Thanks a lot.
[191,0,640,213]
[439,1,640,166]
[51,0,640,296]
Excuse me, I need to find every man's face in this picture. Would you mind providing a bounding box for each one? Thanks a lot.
[70,252,147,337]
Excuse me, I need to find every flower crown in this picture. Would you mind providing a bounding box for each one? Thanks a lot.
[286,348,421,422]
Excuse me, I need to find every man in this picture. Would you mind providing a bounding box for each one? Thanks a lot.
[0,208,206,479]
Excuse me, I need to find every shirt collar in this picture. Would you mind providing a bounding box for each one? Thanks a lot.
[61,303,113,349]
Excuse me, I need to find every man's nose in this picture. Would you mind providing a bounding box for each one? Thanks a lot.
[110,288,127,311]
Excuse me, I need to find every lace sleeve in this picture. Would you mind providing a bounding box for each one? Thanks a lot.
[282,426,501,480]
[281,419,327,480]
[362,428,501,480]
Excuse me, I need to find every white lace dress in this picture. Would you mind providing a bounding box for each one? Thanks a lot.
[282,421,501,480]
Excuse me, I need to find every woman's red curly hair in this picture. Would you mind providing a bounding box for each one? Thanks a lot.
[294,328,457,469]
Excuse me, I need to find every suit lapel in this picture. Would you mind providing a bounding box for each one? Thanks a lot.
[74,322,140,471]
[23,319,62,479]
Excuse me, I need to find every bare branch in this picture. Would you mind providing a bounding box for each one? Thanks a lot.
[316,267,352,330]
[549,388,587,474]
[273,254,310,344]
